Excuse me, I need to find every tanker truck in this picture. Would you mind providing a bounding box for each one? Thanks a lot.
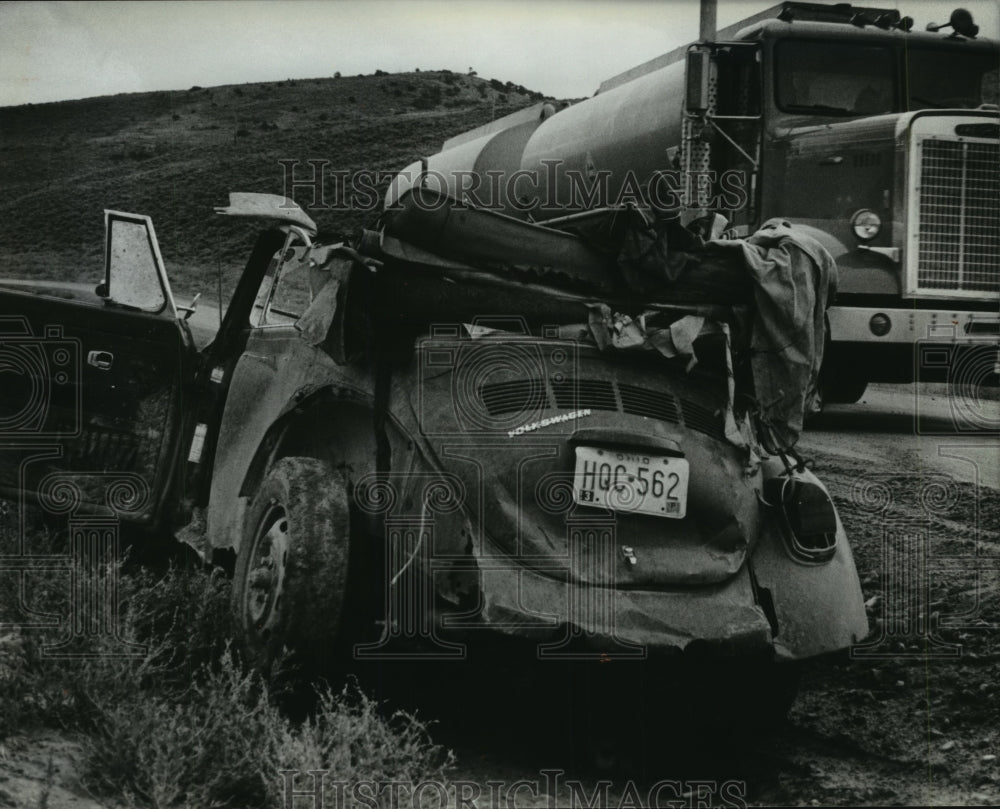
[384,1,1000,406]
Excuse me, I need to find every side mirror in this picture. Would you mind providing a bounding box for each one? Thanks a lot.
[686,49,712,113]
[102,211,175,314]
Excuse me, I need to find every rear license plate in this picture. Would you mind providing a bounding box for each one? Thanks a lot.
[572,446,689,519]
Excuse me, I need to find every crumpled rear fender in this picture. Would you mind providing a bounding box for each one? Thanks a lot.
[748,462,870,660]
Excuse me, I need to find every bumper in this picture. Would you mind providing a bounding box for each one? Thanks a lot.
[829,306,999,346]
[469,548,773,657]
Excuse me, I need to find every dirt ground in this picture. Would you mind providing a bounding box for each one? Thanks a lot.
[2,384,997,808]
[0,731,120,809]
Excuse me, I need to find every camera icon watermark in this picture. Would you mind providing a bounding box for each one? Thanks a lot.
[915,334,1000,435]
[0,461,147,659]
[0,317,82,439]
[416,319,579,438]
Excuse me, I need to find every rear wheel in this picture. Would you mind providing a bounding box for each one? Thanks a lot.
[232,456,351,675]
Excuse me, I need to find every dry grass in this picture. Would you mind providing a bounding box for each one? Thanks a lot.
[0,506,452,808]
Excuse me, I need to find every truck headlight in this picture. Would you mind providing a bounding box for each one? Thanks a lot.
[851,209,882,241]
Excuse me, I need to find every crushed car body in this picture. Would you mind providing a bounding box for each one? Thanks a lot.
[0,186,868,683]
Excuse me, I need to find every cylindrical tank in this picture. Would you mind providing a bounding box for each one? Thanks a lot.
[384,104,556,216]
[385,60,688,222]
[519,59,686,219]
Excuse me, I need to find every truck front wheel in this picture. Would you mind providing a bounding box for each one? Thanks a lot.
[233,456,351,674]
[823,374,868,405]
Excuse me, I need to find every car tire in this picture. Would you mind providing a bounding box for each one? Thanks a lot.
[232,455,351,675]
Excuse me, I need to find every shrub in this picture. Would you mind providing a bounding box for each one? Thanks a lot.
[0,524,231,735]
[1,515,453,808]
[83,648,279,807]
[412,85,442,110]
[268,682,454,806]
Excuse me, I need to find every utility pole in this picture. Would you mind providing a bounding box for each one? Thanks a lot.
[699,0,717,40]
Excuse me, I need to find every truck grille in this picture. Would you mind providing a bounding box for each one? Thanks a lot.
[915,139,999,295]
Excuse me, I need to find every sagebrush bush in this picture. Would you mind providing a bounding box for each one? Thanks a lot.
[269,684,454,807]
[84,648,280,808]
[84,657,453,809]
[1,507,453,807]
[0,513,234,734]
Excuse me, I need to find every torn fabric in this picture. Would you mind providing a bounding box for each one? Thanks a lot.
[708,219,837,449]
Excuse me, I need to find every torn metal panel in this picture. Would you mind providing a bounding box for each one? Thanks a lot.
[213,191,317,236]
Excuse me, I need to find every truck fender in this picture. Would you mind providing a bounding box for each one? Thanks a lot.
[780,221,849,264]
[749,460,870,660]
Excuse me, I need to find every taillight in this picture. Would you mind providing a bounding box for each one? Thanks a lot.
[763,474,838,562]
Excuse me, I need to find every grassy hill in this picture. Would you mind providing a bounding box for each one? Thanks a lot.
[0,70,548,298]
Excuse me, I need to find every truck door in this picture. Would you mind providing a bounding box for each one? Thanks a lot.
[0,211,198,529]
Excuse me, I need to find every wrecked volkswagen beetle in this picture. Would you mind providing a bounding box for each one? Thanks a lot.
[1,182,867,720]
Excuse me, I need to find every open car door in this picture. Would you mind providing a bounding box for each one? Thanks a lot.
[0,211,199,529]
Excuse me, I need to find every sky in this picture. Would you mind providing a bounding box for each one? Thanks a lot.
[1,0,998,107]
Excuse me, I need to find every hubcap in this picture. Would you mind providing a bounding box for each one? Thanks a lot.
[245,504,290,639]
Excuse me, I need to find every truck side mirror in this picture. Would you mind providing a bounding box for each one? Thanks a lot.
[686,49,712,112]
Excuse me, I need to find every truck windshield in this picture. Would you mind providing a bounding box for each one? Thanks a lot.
[776,39,1000,116]
[905,47,1000,110]
[776,41,894,115]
